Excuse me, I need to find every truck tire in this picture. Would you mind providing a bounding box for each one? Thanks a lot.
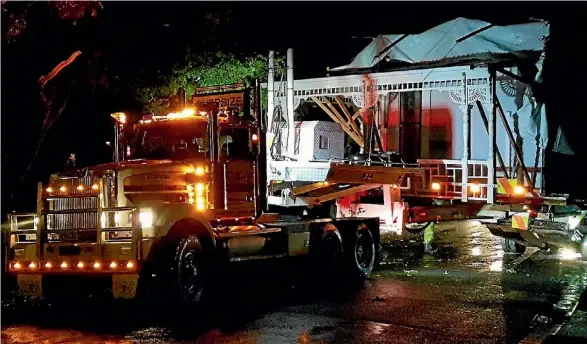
[172,235,207,305]
[501,237,526,254]
[349,226,376,279]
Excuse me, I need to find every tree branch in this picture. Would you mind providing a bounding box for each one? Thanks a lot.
[39,50,82,90]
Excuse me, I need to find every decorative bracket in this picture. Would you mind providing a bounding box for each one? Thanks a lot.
[447,84,490,106]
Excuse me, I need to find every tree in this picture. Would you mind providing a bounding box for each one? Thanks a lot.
[132,51,282,115]
[2,1,103,43]
[2,1,106,214]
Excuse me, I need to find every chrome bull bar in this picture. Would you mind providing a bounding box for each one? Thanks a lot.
[7,181,143,272]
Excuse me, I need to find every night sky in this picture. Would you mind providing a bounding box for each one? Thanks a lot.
[2,2,586,216]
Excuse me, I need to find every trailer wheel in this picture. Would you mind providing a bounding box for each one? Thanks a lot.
[173,235,207,305]
[351,226,376,278]
[500,237,526,254]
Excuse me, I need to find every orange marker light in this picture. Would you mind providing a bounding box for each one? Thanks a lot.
[60,262,68,269]
[45,262,53,269]
[126,261,134,269]
[59,186,67,193]
[195,166,205,176]
[13,262,21,269]
[77,262,85,269]
[46,187,53,193]
[252,134,259,142]
[91,184,99,191]
[28,262,37,269]
[109,261,117,269]
[431,182,441,191]
[513,185,525,195]
[93,262,101,269]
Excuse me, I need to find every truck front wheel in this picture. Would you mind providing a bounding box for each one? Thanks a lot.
[173,235,207,305]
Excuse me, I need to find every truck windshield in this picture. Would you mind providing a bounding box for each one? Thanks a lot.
[131,122,210,160]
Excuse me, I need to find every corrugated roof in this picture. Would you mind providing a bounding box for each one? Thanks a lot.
[332,17,549,72]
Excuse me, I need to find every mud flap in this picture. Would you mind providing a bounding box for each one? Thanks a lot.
[112,274,138,299]
[17,274,43,297]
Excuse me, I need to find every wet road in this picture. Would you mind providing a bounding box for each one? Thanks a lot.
[2,220,587,344]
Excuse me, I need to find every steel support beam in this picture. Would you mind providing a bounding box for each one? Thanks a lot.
[488,70,497,204]
[461,72,469,202]
[476,100,509,179]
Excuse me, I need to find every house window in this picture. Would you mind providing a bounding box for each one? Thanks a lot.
[319,135,329,149]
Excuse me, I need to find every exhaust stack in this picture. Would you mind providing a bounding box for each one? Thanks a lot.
[254,79,268,216]
[207,106,224,210]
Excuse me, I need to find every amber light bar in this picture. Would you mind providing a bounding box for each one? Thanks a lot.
[45,183,100,194]
[9,260,136,272]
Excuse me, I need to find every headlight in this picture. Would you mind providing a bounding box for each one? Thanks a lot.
[139,211,154,228]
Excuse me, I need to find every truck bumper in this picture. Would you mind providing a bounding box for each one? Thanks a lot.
[14,272,140,300]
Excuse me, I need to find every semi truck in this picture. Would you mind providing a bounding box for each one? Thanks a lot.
[6,81,390,304]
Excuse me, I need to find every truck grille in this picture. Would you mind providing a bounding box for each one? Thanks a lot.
[49,196,99,212]
[46,196,99,242]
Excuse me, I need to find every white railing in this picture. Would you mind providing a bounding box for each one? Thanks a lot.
[406,159,543,203]
[404,159,493,202]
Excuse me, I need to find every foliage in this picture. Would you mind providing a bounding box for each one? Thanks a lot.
[132,51,283,115]
[2,1,103,43]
